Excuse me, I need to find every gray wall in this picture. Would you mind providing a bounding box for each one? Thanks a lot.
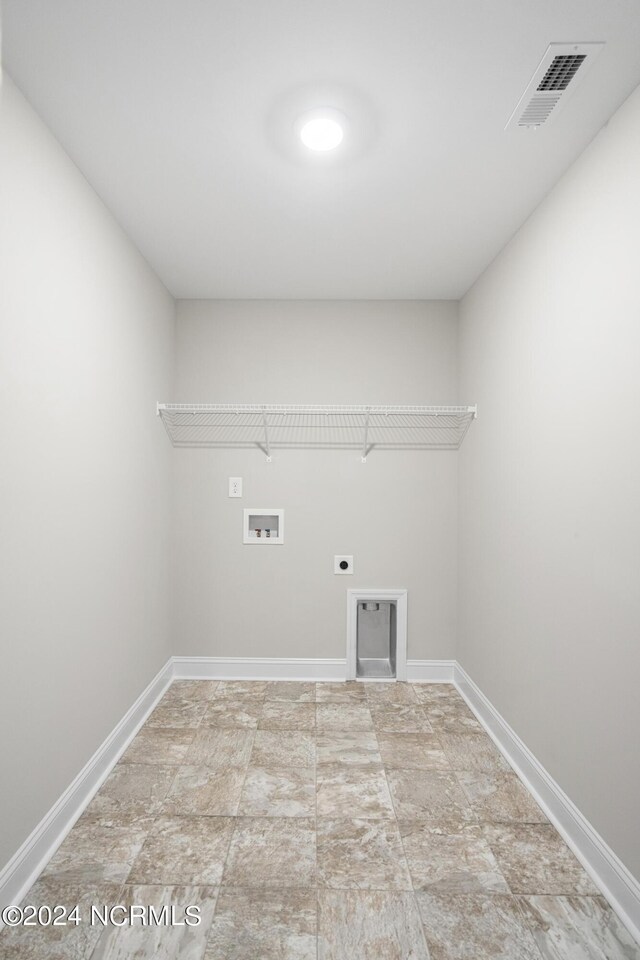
[4,50,639,900]
[172,300,459,661]
[0,75,175,869]
[459,85,640,878]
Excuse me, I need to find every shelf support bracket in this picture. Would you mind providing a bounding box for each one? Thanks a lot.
[262,408,272,462]
[361,408,371,463]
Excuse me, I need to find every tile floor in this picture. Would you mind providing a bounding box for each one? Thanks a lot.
[1,681,638,959]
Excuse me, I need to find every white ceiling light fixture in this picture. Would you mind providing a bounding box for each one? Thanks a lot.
[297,108,347,152]
[301,116,343,151]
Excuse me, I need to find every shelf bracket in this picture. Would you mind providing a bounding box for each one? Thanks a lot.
[361,407,371,463]
[262,408,272,462]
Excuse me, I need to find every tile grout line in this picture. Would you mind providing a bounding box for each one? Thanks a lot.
[86,878,128,960]
[509,894,549,960]
[186,683,263,958]
[377,685,513,956]
[90,681,217,959]
[314,686,319,960]
[109,680,208,891]
[372,687,439,959]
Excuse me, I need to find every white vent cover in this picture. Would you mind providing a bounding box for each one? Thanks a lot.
[506,42,604,130]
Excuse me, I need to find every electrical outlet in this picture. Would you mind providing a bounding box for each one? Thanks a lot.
[334,555,354,575]
[228,477,242,498]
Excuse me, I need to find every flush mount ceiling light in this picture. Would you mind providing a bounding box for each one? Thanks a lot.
[300,116,343,151]
[297,108,347,152]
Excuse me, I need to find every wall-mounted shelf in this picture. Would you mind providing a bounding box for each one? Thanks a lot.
[157,403,477,460]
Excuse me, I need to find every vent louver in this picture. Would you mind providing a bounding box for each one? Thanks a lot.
[538,55,586,91]
[506,43,604,130]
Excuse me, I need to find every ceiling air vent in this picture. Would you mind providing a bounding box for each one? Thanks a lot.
[506,42,604,130]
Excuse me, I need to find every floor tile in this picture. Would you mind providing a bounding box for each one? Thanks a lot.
[145,698,208,729]
[120,727,196,765]
[11,680,632,960]
[438,732,510,772]
[423,697,477,718]
[316,703,374,732]
[430,713,478,731]
[411,683,459,704]
[370,703,433,733]
[415,892,542,960]
[456,771,547,823]
[318,889,430,959]
[364,682,418,703]
[517,895,640,959]
[377,732,450,770]
[399,820,509,893]
[431,716,485,735]
[426,700,484,733]
[238,765,316,817]
[90,884,218,960]
[204,887,317,960]
[164,680,220,700]
[482,823,599,895]
[128,815,235,884]
[265,681,316,702]
[251,729,315,767]
[317,818,412,890]
[316,764,394,818]
[215,680,268,700]
[185,727,254,767]
[161,764,246,816]
[386,769,475,821]
[316,732,382,766]
[43,816,152,884]
[416,690,473,716]
[222,817,316,887]
[200,698,263,729]
[259,701,316,730]
[86,763,176,818]
[316,681,366,703]
[0,877,123,960]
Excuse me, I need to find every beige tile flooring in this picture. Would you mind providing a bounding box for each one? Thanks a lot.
[2,681,638,959]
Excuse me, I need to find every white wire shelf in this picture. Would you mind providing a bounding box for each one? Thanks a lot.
[157,403,477,460]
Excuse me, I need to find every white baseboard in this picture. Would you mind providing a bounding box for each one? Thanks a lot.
[454,662,640,946]
[171,656,348,681]
[407,659,455,682]
[0,659,173,916]
[172,656,455,683]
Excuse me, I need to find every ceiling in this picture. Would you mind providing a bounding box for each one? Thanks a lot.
[3,0,640,299]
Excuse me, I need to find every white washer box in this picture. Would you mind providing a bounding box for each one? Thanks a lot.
[243,508,284,544]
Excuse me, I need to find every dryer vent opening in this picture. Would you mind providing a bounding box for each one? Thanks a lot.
[357,600,397,679]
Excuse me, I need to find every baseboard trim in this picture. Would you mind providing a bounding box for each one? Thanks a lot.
[171,656,456,683]
[454,661,640,945]
[407,659,455,682]
[0,658,173,916]
[171,656,348,681]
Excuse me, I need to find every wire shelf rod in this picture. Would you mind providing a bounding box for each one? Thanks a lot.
[157,402,477,455]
